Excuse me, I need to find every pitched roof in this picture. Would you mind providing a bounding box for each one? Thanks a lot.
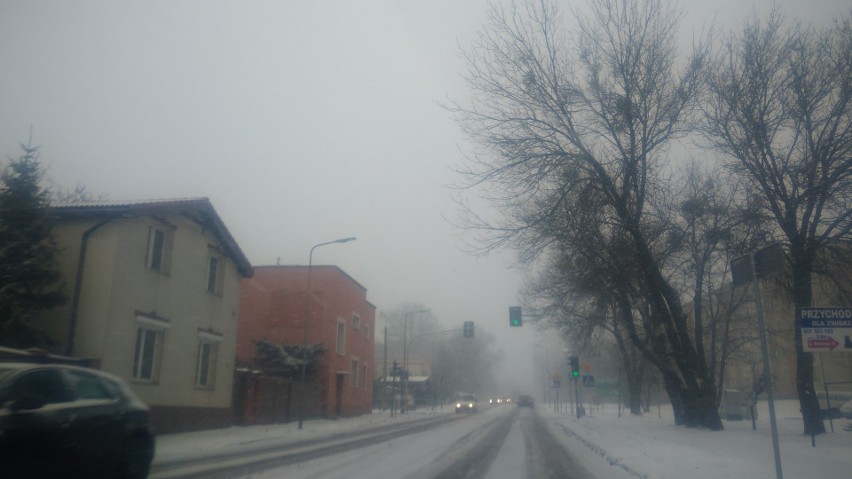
[50,198,253,277]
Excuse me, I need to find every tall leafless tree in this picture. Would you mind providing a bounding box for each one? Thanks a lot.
[669,162,762,407]
[702,11,851,435]
[451,0,722,428]
[523,241,651,416]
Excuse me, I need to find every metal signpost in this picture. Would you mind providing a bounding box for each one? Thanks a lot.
[552,375,561,413]
[731,244,784,479]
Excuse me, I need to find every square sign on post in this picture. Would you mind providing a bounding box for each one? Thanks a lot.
[509,306,522,327]
[463,321,475,338]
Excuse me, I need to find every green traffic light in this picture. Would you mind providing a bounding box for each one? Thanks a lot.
[571,370,580,378]
[509,306,522,326]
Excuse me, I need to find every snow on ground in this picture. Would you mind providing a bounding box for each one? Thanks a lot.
[541,400,852,479]
[153,407,455,465]
[153,401,852,478]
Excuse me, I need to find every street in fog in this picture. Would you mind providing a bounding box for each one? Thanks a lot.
[233,406,591,479]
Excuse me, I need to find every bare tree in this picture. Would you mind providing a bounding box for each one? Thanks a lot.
[451,0,721,428]
[50,183,107,203]
[670,161,766,407]
[521,206,655,417]
[702,10,852,435]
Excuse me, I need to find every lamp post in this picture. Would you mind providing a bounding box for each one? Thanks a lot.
[401,309,429,414]
[298,236,356,430]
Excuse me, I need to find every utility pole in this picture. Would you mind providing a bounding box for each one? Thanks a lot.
[382,325,388,413]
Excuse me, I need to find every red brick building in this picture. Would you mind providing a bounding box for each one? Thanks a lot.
[237,265,375,419]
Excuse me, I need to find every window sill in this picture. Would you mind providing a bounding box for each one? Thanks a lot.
[132,379,159,386]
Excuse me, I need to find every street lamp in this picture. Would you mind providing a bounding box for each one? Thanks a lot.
[298,236,356,430]
[402,309,429,414]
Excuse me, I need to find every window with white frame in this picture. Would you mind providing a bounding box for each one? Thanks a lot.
[206,254,224,295]
[336,319,346,355]
[145,226,173,274]
[364,324,370,340]
[195,329,222,388]
[363,363,368,388]
[352,313,360,330]
[195,342,216,387]
[133,328,162,382]
[132,314,169,382]
[350,358,359,387]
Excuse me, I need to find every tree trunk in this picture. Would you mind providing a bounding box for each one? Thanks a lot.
[633,226,723,429]
[791,252,826,435]
[626,371,643,415]
[613,310,645,415]
[662,371,685,425]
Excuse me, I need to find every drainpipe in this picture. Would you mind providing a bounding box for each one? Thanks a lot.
[66,220,112,356]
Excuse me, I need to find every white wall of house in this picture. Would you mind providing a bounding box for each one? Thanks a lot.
[42,212,242,410]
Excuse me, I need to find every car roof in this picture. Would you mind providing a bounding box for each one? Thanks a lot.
[0,362,122,382]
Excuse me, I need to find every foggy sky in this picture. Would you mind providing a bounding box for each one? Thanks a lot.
[0,0,846,395]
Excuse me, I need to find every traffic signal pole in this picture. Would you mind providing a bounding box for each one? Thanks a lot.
[574,377,582,418]
[569,355,583,418]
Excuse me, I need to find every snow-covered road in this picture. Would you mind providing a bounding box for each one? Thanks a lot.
[151,400,852,479]
[237,406,590,479]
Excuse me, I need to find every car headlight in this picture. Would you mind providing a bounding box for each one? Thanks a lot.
[456,403,462,408]
[468,403,474,408]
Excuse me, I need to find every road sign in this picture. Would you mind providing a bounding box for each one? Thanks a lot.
[798,308,852,353]
[463,321,475,338]
[731,243,785,286]
[582,375,595,387]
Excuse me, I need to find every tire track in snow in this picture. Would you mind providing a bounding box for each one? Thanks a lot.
[551,421,648,479]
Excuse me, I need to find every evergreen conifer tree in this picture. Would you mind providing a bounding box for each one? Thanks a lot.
[0,141,66,348]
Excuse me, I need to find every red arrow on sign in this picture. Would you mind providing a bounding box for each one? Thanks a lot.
[808,337,840,351]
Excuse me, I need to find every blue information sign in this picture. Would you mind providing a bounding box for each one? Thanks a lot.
[798,308,852,353]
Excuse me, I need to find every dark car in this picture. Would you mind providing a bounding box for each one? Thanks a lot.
[0,362,155,478]
[517,395,534,408]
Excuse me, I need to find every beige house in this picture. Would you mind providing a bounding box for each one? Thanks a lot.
[723,266,852,402]
[35,198,253,432]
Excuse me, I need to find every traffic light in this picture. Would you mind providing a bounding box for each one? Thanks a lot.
[569,356,580,378]
[463,321,474,338]
[509,306,522,327]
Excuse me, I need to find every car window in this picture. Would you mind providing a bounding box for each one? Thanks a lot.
[8,369,75,404]
[66,370,118,400]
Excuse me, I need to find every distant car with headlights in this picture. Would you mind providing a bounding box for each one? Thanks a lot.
[517,395,534,408]
[0,362,155,478]
[455,393,478,413]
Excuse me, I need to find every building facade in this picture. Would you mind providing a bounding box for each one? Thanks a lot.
[34,198,253,432]
[237,265,376,419]
[722,265,852,401]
